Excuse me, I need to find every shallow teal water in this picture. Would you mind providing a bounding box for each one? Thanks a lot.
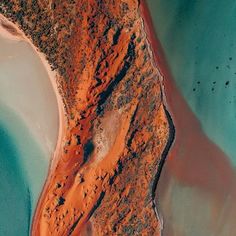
[0,122,30,235]
[147,0,236,165]
[0,106,47,235]
[147,1,236,235]
[0,31,58,235]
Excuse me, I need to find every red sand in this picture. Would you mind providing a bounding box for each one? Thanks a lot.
[2,1,235,234]
[28,1,170,234]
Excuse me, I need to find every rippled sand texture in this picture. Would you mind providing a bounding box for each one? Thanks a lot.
[0,0,173,235]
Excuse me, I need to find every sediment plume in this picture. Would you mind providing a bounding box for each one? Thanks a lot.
[140,2,236,236]
[0,0,173,235]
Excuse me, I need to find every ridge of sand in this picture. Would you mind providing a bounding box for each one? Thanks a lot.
[0,1,172,234]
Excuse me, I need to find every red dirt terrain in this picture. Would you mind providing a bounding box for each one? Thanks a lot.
[0,0,173,235]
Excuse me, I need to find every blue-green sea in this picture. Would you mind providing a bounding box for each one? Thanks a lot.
[0,33,58,235]
[147,0,236,165]
[0,106,47,235]
[147,0,236,235]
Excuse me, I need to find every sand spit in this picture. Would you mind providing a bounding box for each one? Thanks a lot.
[0,0,174,235]
[0,18,21,40]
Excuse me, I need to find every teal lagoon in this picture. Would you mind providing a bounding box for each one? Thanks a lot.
[147,0,236,165]
[0,106,47,235]
[0,30,58,235]
[146,0,236,235]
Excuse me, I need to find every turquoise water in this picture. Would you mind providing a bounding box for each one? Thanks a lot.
[0,120,30,235]
[147,0,236,165]
[146,1,236,235]
[0,26,59,234]
[0,106,47,235]
[0,31,58,234]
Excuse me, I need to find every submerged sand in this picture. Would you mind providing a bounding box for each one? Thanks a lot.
[0,17,58,156]
[0,14,66,234]
[0,15,65,163]
[140,2,236,235]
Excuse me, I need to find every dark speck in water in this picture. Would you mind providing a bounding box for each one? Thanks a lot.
[225,81,230,86]
[216,66,219,69]
[193,88,196,92]
[213,81,216,84]
[229,57,232,61]
[197,81,200,84]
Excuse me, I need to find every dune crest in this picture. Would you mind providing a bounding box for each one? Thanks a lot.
[0,0,174,235]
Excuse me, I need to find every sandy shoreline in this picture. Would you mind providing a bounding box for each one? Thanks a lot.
[0,14,66,170]
[1,1,179,235]
[0,14,67,234]
[139,1,176,117]
[138,1,177,232]
[2,2,235,235]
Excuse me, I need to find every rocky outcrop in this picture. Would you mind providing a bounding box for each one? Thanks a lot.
[0,0,172,235]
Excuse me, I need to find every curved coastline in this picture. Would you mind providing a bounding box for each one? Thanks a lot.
[0,14,66,234]
[139,1,176,231]
[1,2,236,235]
[1,1,236,235]
[0,15,65,170]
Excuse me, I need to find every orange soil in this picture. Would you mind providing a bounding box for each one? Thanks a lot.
[1,0,172,235]
[33,1,171,235]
